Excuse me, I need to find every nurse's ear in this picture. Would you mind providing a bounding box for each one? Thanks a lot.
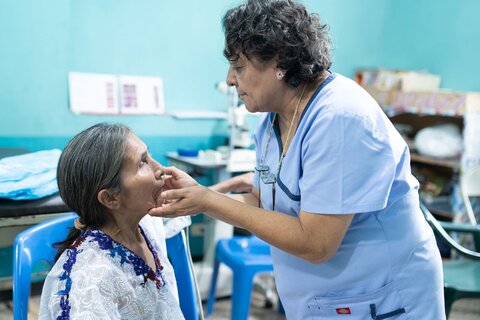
[97,189,119,210]
[276,69,285,80]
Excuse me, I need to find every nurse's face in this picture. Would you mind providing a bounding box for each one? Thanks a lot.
[116,134,165,214]
[226,53,281,113]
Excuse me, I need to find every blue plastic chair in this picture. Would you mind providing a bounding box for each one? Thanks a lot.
[206,235,274,320]
[166,229,199,320]
[13,213,199,320]
[13,212,77,320]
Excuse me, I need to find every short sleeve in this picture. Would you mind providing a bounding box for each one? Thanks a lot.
[300,111,396,214]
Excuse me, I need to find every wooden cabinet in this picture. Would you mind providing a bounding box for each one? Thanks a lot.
[361,85,480,219]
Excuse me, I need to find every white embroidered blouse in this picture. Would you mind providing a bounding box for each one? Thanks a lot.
[39,215,185,320]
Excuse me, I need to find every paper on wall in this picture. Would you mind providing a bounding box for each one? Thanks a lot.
[119,75,164,115]
[68,72,119,114]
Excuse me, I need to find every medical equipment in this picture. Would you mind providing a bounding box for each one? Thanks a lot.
[216,81,252,150]
[216,82,256,173]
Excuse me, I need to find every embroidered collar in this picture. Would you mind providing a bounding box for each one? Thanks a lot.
[55,226,165,320]
[85,227,164,278]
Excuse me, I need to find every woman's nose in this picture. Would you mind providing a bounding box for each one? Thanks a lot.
[226,66,237,86]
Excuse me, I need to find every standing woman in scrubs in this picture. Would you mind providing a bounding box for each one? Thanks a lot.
[150,0,445,318]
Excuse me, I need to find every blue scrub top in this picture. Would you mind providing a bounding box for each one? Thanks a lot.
[253,73,445,319]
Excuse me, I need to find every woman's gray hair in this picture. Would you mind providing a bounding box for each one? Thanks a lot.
[57,123,131,229]
[223,0,332,87]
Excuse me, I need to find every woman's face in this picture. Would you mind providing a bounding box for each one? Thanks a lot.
[116,134,165,214]
[226,53,281,113]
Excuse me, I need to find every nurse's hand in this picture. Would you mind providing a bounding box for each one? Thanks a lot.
[149,185,212,218]
[210,171,254,193]
[162,166,198,191]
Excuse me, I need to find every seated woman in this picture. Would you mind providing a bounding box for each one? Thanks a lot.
[39,123,186,319]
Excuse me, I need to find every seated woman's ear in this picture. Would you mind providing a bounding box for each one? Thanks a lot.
[97,189,119,210]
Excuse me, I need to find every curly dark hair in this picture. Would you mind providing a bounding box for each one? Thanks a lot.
[222,0,332,87]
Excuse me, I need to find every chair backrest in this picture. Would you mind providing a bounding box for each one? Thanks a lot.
[460,167,480,225]
[13,214,199,320]
[166,230,200,320]
[13,212,77,320]
[420,202,480,260]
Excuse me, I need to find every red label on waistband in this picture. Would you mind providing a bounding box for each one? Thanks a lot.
[336,307,351,314]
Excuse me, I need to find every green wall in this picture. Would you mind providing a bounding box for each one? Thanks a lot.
[381,0,480,91]
[0,0,232,138]
[1,0,479,156]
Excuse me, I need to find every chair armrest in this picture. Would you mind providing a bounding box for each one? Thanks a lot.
[421,202,480,261]
[438,221,480,235]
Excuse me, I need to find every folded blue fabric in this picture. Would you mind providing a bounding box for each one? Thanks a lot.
[0,149,62,200]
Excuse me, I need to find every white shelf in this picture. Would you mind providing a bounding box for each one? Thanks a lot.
[165,111,227,120]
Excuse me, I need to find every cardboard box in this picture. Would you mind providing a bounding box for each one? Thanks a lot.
[355,68,441,92]
[364,86,480,116]
[397,71,441,92]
